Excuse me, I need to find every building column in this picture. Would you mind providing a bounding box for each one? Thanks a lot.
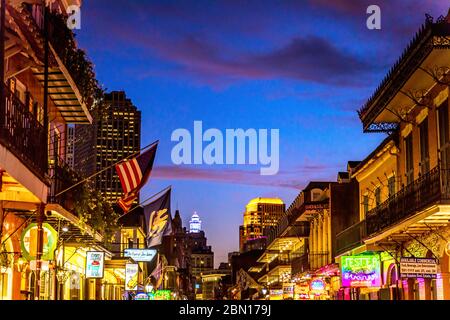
[317,217,323,267]
[406,279,415,300]
[323,212,329,264]
[424,279,432,300]
[441,272,450,300]
[310,220,315,269]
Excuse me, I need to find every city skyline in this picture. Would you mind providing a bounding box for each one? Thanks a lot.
[75,0,448,265]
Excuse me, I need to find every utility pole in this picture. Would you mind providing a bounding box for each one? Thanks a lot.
[0,0,6,125]
[34,203,46,300]
[35,0,49,300]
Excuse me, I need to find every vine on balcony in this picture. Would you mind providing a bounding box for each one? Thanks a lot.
[47,10,107,115]
[54,163,120,245]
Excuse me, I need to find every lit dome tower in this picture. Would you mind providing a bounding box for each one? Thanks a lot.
[189,212,202,233]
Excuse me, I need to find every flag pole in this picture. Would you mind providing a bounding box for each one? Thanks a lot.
[54,140,159,197]
[116,185,172,220]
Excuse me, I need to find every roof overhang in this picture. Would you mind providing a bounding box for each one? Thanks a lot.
[364,204,450,246]
[266,237,303,252]
[257,265,291,284]
[360,18,450,132]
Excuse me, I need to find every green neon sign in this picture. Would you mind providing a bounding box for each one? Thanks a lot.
[20,223,58,261]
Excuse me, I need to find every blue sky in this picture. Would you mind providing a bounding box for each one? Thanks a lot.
[76,0,448,266]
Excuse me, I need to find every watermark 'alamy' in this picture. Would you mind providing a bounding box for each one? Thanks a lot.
[366,5,381,30]
[67,5,81,30]
[171,121,279,175]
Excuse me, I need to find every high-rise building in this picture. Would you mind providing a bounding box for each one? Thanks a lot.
[75,91,142,205]
[239,197,285,252]
[189,212,202,233]
[188,213,214,298]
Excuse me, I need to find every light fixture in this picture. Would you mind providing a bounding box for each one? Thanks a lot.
[15,257,27,273]
[62,224,70,233]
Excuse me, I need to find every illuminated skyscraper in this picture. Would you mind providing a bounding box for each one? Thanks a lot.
[75,91,141,205]
[189,212,202,233]
[239,198,285,252]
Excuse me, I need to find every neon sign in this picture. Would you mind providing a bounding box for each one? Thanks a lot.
[310,279,326,292]
[341,254,381,287]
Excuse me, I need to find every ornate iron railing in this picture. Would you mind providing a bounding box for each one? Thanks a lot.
[48,155,81,213]
[366,166,450,236]
[0,84,47,179]
[291,253,309,276]
[335,220,367,255]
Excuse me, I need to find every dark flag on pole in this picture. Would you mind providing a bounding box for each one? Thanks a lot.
[144,188,172,248]
[115,142,158,213]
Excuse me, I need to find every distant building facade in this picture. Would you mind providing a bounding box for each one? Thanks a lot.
[239,198,285,252]
[75,91,142,205]
[189,212,202,233]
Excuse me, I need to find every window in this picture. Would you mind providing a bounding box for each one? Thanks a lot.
[419,118,430,174]
[388,176,396,198]
[363,195,369,216]
[405,134,414,185]
[375,187,381,206]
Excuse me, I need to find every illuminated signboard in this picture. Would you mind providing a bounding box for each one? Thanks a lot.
[21,223,57,261]
[125,263,139,291]
[400,257,438,279]
[282,283,294,299]
[310,279,326,294]
[124,249,157,262]
[154,290,171,300]
[134,292,150,300]
[86,252,105,279]
[341,254,381,287]
[269,289,283,300]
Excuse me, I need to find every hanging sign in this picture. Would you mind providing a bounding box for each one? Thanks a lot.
[20,223,58,261]
[85,251,105,279]
[125,263,139,291]
[400,257,438,279]
[124,249,157,262]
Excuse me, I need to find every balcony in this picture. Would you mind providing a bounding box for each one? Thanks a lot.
[0,84,47,179]
[335,220,367,256]
[366,166,450,237]
[48,155,79,213]
[9,3,94,124]
[291,253,309,276]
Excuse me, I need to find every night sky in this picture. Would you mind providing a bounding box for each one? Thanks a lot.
[76,0,448,266]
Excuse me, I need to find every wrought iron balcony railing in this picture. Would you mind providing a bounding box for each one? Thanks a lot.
[48,155,81,213]
[0,84,47,179]
[366,166,450,236]
[335,220,367,256]
[291,253,309,276]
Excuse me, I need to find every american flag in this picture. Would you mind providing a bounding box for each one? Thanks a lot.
[115,143,158,213]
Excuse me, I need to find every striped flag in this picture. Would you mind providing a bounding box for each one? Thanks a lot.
[115,143,158,212]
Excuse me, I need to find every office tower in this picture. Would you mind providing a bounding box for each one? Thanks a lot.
[239,197,285,252]
[75,91,141,204]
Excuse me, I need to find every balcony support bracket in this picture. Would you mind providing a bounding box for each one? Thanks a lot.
[423,222,448,243]
[405,232,440,262]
